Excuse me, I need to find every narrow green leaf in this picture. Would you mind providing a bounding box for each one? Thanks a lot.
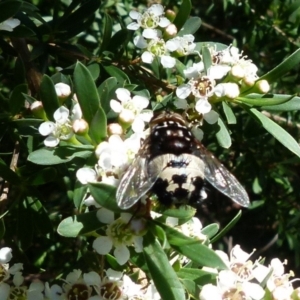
[0,158,21,184]
[211,211,242,243]
[28,146,93,165]
[216,117,231,148]
[157,222,227,269]
[99,13,113,54]
[202,46,212,73]
[143,231,186,300]
[173,0,192,32]
[177,268,216,286]
[247,108,300,158]
[88,183,119,212]
[260,49,300,83]
[27,167,57,185]
[39,75,59,121]
[159,205,196,219]
[222,101,236,124]
[57,211,101,237]
[261,96,300,111]
[103,65,130,84]
[74,62,100,124]
[9,84,28,115]
[178,17,201,36]
[236,94,294,107]
[0,1,22,23]
[89,107,107,144]
[201,223,219,239]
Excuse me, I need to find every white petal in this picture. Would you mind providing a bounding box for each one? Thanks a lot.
[230,244,251,263]
[66,269,81,284]
[83,271,101,287]
[165,39,178,52]
[54,83,71,98]
[44,135,60,147]
[158,17,171,28]
[133,236,143,253]
[129,11,141,20]
[242,282,265,300]
[203,110,219,124]
[141,51,154,64]
[0,283,10,299]
[39,121,56,136]
[9,263,23,274]
[160,55,176,68]
[114,245,130,265]
[76,167,97,184]
[148,4,164,16]
[13,271,24,286]
[176,84,191,99]
[71,103,82,120]
[131,117,145,133]
[139,110,153,122]
[270,258,285,276]
[127,22,140,30]
[133,35,147,49]
[93,236,113,255]
[199,284,222,300]
[143,28,161,39]
[96,208,114,224]
[106,268,123,281]
[191,127,204,141]
[132,95,149,110]
[115,88,131,102]
[53,106,69,123]
[195,98,212,114]
[0,247,12,263]
[208,65,230,80]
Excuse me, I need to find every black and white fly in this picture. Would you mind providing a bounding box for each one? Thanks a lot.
[116,111,250,210]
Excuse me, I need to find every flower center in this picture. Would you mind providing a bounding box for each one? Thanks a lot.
[147,39,166,56]
[191,77,214,97]
[231,262,252,281]
[8,286,27,300]
[140,12,160,29]
[67,283,90,300]
[100,281,122,300]
[107,218,135,246]
[222,288,246,300]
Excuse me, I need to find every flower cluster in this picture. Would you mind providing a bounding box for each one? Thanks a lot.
[127,4,196,68]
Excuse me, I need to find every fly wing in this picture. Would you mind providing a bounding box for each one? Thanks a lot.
[116,144,158,210]
[193,144,250,207]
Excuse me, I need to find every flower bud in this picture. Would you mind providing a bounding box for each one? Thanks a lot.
[164,24,178,39]
[231,64,245,79]
[54,83,71,99]
[255,79,270,94]
[30,101,47,119]
[72,119,89,135]
[107,123,123,136]
[165,9,176,22]
[118,109,135,129]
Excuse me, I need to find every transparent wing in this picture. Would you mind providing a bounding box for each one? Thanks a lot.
[193,144,250,207]
[116,155,158,210]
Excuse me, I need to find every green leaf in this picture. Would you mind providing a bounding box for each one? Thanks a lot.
[89,107,107,144]
[9,84,27,115]
[0,158,21,184]
[143,231,186,300]
[216,117,231,148]
[88,183,120,212]
[222,101,236,124]
[201,223,219,239]
[247,108,300,158]
[261,96,300,111]
[0,219,5,240]
[39,75,59,121]
[57,211,102,237]
[178,17,201,36]
[211,211,242,243]
[158,222,227,269]
[27,167,57,185]
[173,0,192,32]
[74,62,101,124]
[177,268,216,286]
[103,65,130,84]
[0,0,22,23]
[99,13,113,54]
[236,94,294,107]
[28,146,93,165]
[202,46,212,73]
[98,77,122,113]
[159,205,196,219]
[87,63,100,81]
[107,28,130,54]
[260,49,300,83]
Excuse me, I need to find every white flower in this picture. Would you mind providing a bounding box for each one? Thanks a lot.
[135,36,176,68]
[0,18,20,32]
[214,82,240,99]
[165,34,196,56]
[76,167,98,184]
[44,282,63,300]
[93,214,144,265]
[38,106,74,147]
[127,4,170,39]
[183,62,204,79]
[0,247,12,264]
[110,88,152,132]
